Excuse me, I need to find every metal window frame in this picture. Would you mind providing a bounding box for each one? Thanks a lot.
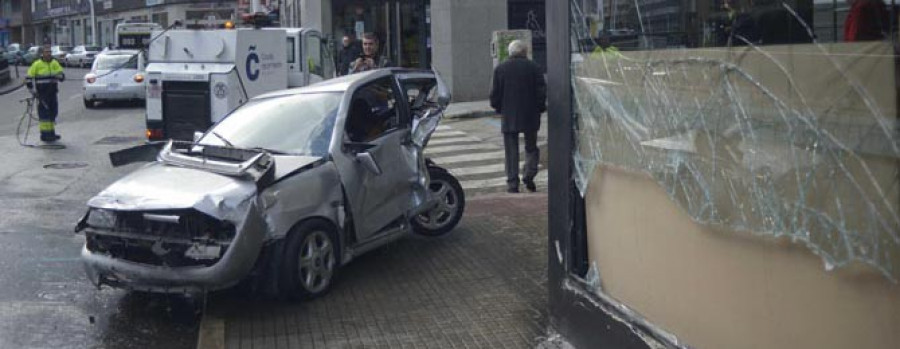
[546,1,654,347]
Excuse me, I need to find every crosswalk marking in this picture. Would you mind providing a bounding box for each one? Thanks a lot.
[426,136,482,146]
[433,151,506,165]
[426,124,547,194]
[424,142,496,155]
[428,130,468,139]
[460,171,548,190]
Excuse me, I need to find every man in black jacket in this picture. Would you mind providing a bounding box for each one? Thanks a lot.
[490,40,546,193]
[337,34,361,76]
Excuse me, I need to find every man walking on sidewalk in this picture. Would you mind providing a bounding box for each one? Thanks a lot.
[490,40,546,193]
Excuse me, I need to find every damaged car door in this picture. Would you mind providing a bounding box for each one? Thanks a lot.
[333,76,418,241]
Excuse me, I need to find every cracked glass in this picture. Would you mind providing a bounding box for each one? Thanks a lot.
[571,0,900,281]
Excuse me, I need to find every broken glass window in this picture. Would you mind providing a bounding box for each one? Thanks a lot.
[571,0,900,281]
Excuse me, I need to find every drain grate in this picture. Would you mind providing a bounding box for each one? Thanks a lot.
[43,162,89,170]
[94,136,144,145]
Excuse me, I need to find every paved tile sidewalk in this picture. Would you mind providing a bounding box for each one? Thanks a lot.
[211,193,549,349]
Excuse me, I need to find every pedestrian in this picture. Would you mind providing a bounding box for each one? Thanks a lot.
[349,33,391,74]
[490,39,546,193]
[337,33,362,76]
[26,44,65,142]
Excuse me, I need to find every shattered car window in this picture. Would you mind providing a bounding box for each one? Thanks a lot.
[200,93,342,156]
[571,0,900,281]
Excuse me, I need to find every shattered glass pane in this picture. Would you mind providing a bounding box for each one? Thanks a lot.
[571,0,900,281]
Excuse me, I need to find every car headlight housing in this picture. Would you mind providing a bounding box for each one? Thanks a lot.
[86,208,117,229]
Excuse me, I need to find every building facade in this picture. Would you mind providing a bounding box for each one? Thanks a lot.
[5,0,278,48]
[294,0,546,101]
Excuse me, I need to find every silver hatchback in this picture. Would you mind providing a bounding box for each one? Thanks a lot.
[83,50,146,108]
[76,69,465,299]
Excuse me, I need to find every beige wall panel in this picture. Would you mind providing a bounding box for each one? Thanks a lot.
[586,166,900,349]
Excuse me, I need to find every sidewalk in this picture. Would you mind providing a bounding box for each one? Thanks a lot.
[203,192,549,348]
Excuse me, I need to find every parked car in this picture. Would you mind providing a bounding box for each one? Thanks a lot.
[20,46,40,65]
[82,50,146,108]
[75,68,464,299]
[5,43,25,65]
[64,45,102,67]
[50,45,73,61]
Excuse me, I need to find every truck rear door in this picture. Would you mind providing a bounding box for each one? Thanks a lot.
[303,31,335,85]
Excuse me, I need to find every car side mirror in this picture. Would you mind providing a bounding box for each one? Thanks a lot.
[355,152,382,175]
[193,131,203,143]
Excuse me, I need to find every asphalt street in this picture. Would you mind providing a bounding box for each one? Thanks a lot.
[0,66,199,349]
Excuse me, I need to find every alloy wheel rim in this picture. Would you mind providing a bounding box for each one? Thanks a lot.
[297,230,335,293]
[416,179,459,230]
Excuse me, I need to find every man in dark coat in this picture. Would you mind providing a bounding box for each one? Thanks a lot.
[337,34,361,76]
[490,39,546,193]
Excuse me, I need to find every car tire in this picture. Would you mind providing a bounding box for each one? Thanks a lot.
[84,99,95,109]
[411,166,466,237]
[280,219,339,301]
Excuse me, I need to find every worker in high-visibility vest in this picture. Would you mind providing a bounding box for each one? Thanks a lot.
[26,44,65,142]
[590,34,622,60]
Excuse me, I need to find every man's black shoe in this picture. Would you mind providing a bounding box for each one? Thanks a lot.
[507,187,519,193]
[43,134,61,142]
[524,179,536,192]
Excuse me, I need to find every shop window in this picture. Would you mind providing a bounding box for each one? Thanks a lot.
[574,0,896,52]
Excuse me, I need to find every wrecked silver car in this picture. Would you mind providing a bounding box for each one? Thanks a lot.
[75,69,464,298]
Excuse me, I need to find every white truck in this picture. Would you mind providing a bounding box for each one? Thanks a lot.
[144,27,333,140]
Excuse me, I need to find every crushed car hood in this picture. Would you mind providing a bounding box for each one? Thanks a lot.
[88,155,323,217]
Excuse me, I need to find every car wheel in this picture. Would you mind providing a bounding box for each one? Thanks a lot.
[411,167,465,237]
[281,219,339,300]
[84,99,95,109]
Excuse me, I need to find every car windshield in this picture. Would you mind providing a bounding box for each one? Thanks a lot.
[59,46,73,52]
[85,46,101,52]
[200,93,342,156]
[95,55,137,70]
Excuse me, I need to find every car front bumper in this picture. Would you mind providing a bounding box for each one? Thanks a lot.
[81,213,267,293]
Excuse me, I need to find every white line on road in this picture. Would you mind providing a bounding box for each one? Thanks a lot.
[460,171,548,190]
[433,150,506,165]
[426,136,482,146]
[425,142,496,155]
[429,130,469,139]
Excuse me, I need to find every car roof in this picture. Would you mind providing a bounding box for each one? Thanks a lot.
[254,68,436,100]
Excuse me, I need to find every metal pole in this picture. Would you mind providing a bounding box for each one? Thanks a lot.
[832,0,837,42]
[89,0,96,46]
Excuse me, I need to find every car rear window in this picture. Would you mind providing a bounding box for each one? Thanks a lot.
[95,55,138,70]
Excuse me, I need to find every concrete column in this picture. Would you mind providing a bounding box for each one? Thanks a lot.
[300,0,331,35]
[430,0,507,102]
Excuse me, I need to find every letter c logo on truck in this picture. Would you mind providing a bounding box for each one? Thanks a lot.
[246,45,260,81]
